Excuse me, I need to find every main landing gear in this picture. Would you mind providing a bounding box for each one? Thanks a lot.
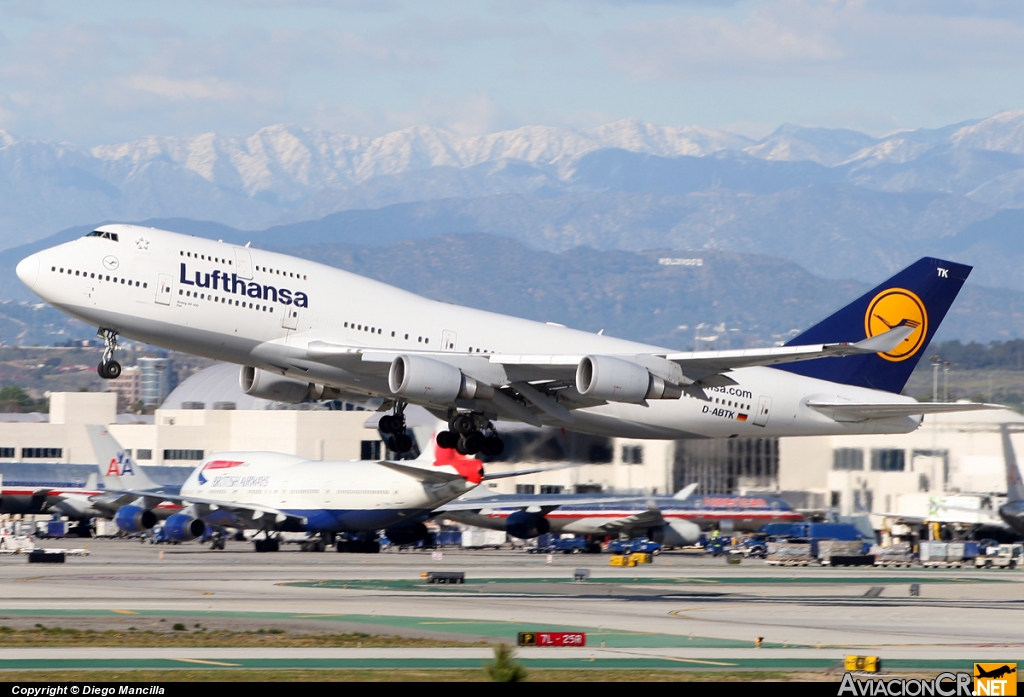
[379,401,414,454]
[96,328,122,380]
[300,532,332,552]
[436,412,504,457]
[253,531,280,552]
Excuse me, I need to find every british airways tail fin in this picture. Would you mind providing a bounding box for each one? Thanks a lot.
[777,258,971,393]
[1001,425,1024,504]
[85,424,159,491]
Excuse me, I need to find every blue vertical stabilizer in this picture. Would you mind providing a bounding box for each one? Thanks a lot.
[777,258,971,393]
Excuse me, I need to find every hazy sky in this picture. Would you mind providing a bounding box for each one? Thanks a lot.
[1,0,1023,144]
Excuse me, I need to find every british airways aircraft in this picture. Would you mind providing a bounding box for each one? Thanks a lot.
[94,423,567,552]
[16,224,996,455]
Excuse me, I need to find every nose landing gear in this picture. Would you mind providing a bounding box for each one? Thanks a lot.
[96,328,122,380]
[437,412,504,457]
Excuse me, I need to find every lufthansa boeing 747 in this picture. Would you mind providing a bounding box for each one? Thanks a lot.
[16,224,997,454]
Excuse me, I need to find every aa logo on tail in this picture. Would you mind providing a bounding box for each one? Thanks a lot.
[105,451,134,477]
[864,288,929,362]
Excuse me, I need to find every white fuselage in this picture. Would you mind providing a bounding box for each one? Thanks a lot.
[17,224,921,440]
[181,452,473,531]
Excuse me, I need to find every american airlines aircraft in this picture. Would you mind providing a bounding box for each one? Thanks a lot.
[438,485,801,545]
[16,224,995,455]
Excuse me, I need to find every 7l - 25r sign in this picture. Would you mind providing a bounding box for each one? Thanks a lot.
[518,632,586,647]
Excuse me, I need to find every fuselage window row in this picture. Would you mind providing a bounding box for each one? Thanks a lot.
[52,266,146,289]
[178,288,272,312]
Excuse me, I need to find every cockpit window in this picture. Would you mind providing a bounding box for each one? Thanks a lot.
[85,230,119,241]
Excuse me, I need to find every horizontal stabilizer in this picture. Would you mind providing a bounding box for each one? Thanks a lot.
[806,400,1002,422]
[376,459,466,484]
[483,461,591,482]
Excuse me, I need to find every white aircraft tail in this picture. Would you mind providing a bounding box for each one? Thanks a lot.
[1001,424,1024,504]
[85,424,159,491]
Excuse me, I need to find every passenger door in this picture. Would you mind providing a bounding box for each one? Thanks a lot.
[281,308,298,330]
[754,396,772,427]
[441,329,457,351]
[155,274,173,306]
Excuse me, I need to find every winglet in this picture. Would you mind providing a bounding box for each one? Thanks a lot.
[851,324,916,353]
[673,482,698,500]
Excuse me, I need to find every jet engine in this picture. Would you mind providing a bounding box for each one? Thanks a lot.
[114,505,157,533]
[576,356,682,403]
[388,355,494,404]
[162,513,206,542]
[505,510,551,539]
[647,519,701,547]
[240,366,332,404]
[384,523,430,546]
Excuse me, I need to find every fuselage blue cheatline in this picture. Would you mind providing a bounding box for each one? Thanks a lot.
[17,224,996,450]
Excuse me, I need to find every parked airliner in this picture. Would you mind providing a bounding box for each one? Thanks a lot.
[17,224,996,454]
[438,485,801,544]
[96,424,573,551]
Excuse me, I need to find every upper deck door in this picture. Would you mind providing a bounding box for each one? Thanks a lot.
[155,274,173,306]
[233,247,253,279]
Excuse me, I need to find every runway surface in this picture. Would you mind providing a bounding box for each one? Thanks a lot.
[1,538,1021,672]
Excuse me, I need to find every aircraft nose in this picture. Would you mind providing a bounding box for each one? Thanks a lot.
[16,254,39,289]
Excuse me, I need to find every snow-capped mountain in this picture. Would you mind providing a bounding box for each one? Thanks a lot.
[3,110,1024,262]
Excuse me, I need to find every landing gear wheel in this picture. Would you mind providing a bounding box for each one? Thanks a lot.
[455,437,470,456]
[460,432,484,455]
[388,434,413,453]
[379,414,395,433]
[481,436,504,457]
[436,431,457,449]
[452,414,475,435]
[97,328,120,380]
[255,536,280,552]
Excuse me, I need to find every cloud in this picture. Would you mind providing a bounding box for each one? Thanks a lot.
[602,0,1024,80]
[311,91,508,137]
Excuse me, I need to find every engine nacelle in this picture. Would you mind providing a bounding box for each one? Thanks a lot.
[505,510,551,540]
[647,520,701,547]
[114,505,157,533]
[163,513,206,542]
[388,355,494,404]
[384,523,430,546]
[576,356,682,403]
[240,366,326,404]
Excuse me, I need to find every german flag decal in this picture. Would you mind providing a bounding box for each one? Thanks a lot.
[737,413,748,422]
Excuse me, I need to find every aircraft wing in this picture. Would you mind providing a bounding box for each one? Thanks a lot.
[298,325,916,425]
[590,507,665,533]
[102,489,307,526]
[806,401,1002,422]
[435,494,642,513]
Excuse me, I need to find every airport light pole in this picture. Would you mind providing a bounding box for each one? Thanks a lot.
[930,356,942,494]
